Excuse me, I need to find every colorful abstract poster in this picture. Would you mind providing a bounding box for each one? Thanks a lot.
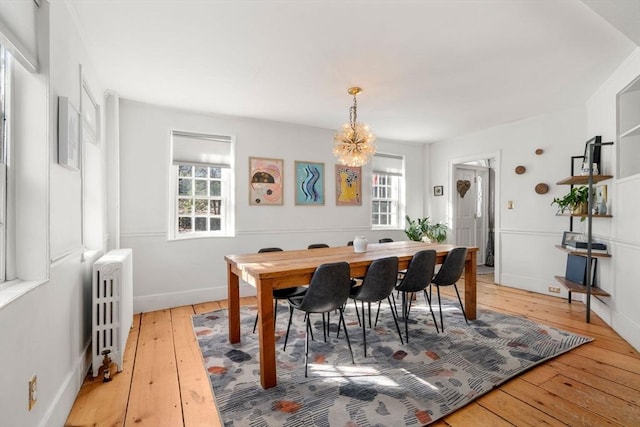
[295,161,324,205]
[335,165,361,206]
[249,157,283,205]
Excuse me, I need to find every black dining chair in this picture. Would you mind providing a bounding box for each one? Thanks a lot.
[395,249,439,342]
[348,256,403,356]
[379,238,394,243]
[429,247,468,332]
[283,262,355,377]
[308,243,330,249]
[252,247,307,334]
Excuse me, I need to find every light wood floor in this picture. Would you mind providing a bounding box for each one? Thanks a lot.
[66,274,640,426]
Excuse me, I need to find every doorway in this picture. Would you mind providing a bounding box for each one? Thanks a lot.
[451,156,497,271]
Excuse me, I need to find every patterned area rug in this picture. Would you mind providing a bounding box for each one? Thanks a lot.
[192,299,591,426]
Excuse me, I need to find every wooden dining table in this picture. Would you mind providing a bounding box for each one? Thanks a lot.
[225,241,479,389]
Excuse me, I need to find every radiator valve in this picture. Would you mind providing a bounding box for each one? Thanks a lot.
[101,349,112,382]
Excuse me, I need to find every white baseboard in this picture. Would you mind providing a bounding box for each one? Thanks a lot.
[39,341,91,427]
[133,283,256,313]
[503,273,640,353]
[499,273,570,299]
[592,297,640,352]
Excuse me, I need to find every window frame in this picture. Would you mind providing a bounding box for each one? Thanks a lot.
[79,66,104,255]
[168,132,235,240]
[371,153,405,230]
[0,45,8,282]
[371,172,402,229]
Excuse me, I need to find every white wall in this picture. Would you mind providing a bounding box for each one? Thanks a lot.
[0,3,108,426]
[429,107,588,295]
[585,47,640,351]
[428,49,640,352]
[118,100,424,312]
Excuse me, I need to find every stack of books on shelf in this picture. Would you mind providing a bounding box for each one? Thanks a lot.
[566,241,608,254]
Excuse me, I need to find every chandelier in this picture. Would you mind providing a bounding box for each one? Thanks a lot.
[332,87,376,167]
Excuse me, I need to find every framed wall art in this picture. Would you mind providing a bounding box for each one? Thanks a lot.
[58,96,80,171]
[249,157,283,205]
[561,231,584,248]
[295,161,324,205]
[335,165,361,206]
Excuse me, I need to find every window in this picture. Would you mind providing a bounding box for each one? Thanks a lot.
[0,45,7,282]
[371,153,405,228]
[177,165,228,234]
[170,131,234,239]
[80,67,103,252]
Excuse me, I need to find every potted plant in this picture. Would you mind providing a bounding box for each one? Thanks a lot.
[425,222,448,243]
[551,186,589,215]
[405,215,448,243]
[404,216,425,241]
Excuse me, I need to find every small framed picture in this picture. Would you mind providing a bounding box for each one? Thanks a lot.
[433,185,443,197]
[561,231,584,247]
[58,96,80,171]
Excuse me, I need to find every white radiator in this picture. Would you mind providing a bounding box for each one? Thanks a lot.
[91,248,133,377]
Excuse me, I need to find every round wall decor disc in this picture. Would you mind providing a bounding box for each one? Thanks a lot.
[515,165,526,174]
[535,183,549,194]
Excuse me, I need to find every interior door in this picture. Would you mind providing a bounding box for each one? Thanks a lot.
[454,165,487,263]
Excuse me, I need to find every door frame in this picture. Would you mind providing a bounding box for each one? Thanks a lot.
[448,150,501,281]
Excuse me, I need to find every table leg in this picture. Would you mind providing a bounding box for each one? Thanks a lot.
[257,278,277,388]
[227,263,240,344]
[464,251,477,320]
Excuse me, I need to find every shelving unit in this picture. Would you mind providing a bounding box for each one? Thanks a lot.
[555,137,613,323]
[617,75,640,178]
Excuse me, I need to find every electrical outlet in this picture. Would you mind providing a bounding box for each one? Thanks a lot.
[548,286,561,293]
[28,375,37,410]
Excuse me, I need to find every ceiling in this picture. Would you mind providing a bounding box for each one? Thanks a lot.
[67,0,638,143]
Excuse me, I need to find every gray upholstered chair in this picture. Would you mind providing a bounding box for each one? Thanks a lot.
[349,256,403,356]
[429,247,468,332]
[395,249,438,342]
[283,262,355,377]
[252,247,307,334]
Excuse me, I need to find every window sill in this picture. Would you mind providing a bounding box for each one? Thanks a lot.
[0,279,49,311]
[168,232,235,241]
[82,249,102,263]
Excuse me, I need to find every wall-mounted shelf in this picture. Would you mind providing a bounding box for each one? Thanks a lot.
[554,275,610,304]
[554,245,611,258]
[618,75,640,178]
[556,213,612,218]
[556,175,613,185]
[620,123,640,139]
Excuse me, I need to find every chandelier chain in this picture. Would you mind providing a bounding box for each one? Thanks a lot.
[349,94,358,129]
